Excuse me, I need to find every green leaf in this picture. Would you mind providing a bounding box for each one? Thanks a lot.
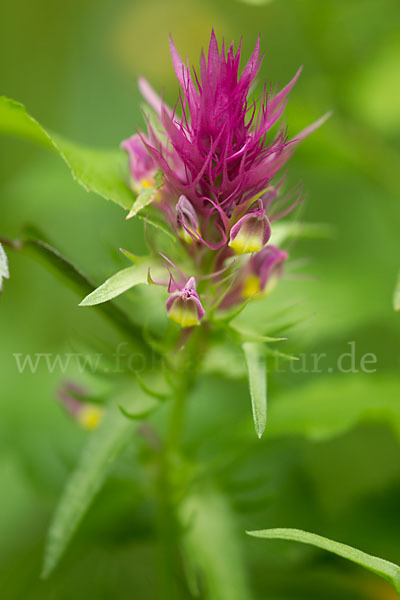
[242,342,267,438]
[119,401,159,420]
[394,270,400,311]
[246,528,400,594]
[126,168,164,219]
[129,188,155,217]
[269,222,334,247]
[42,403,132,577]
[264,346,299,362]
[119,248,141,263]
[79,264,149,306]
[179,485,252,600]
[230,324,286,343]
[0,242,9,291]
[0,96,134,210]
[42,389,157,578]
[126,187,158,219]
[154,168,163,188]
[135,373,170,401]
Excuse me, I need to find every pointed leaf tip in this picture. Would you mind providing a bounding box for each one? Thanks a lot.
[79,264,149,306]
[242,342,267,438]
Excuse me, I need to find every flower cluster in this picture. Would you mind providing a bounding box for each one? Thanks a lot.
[122,31,326,327]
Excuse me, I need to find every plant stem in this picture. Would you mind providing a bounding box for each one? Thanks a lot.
[167,326,202,451]
[156,326,202,599]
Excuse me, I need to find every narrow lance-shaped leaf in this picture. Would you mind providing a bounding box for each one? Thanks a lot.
[126,188,157,219]
[42,389,158,578]
[0,96,134,210]
[246,528,400,595]
[42,403,133,578]
[242,342,267,438]
[0,242,9,291]
[394,270,400,311]
[79,264,149,306]
[126,169,163,219]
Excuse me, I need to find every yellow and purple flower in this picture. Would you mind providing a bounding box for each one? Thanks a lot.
[228,202,271,254]
[166,276,205,328]
[58,381,103,430]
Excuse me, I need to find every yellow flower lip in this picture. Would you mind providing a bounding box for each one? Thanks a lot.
[229,209,271,255]
[229,233,264,255]
[77,405,104,430]
[168,301,201,328]
[242,274,261,299]
[166,277,205,328]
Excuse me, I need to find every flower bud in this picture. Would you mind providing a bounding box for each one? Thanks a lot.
[121,133,156,184]
[229,208,271,254]
[176,195,200,244]
[166,277,205,327]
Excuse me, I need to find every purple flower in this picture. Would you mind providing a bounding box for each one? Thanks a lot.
[121,133,156,184]
[221,245,288,307]
[248,245,288,293]
[123,31,328,253]
[159,32,294,216]
[166,277,205,327]
[229,202,271,254]
[58,381,103,430]
[130,32,327,232]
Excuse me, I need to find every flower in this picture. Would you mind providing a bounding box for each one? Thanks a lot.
[121,133,156,187]
[166,277,205,327]
[58,381,103,430]
[121,32,328,325]
[221,245,288,307]
[123,31,328,250]
[228,203,271,254]
[245,245,288,296]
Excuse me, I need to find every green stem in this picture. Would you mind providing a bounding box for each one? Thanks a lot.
[156,327,202,599]
[167,382,187,453]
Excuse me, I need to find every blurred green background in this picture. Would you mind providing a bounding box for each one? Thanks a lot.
[1,0,400,598]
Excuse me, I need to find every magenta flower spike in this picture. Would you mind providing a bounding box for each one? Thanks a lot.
[121,31,329,323]
[138,32,308,223]
[166,277,205,328]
